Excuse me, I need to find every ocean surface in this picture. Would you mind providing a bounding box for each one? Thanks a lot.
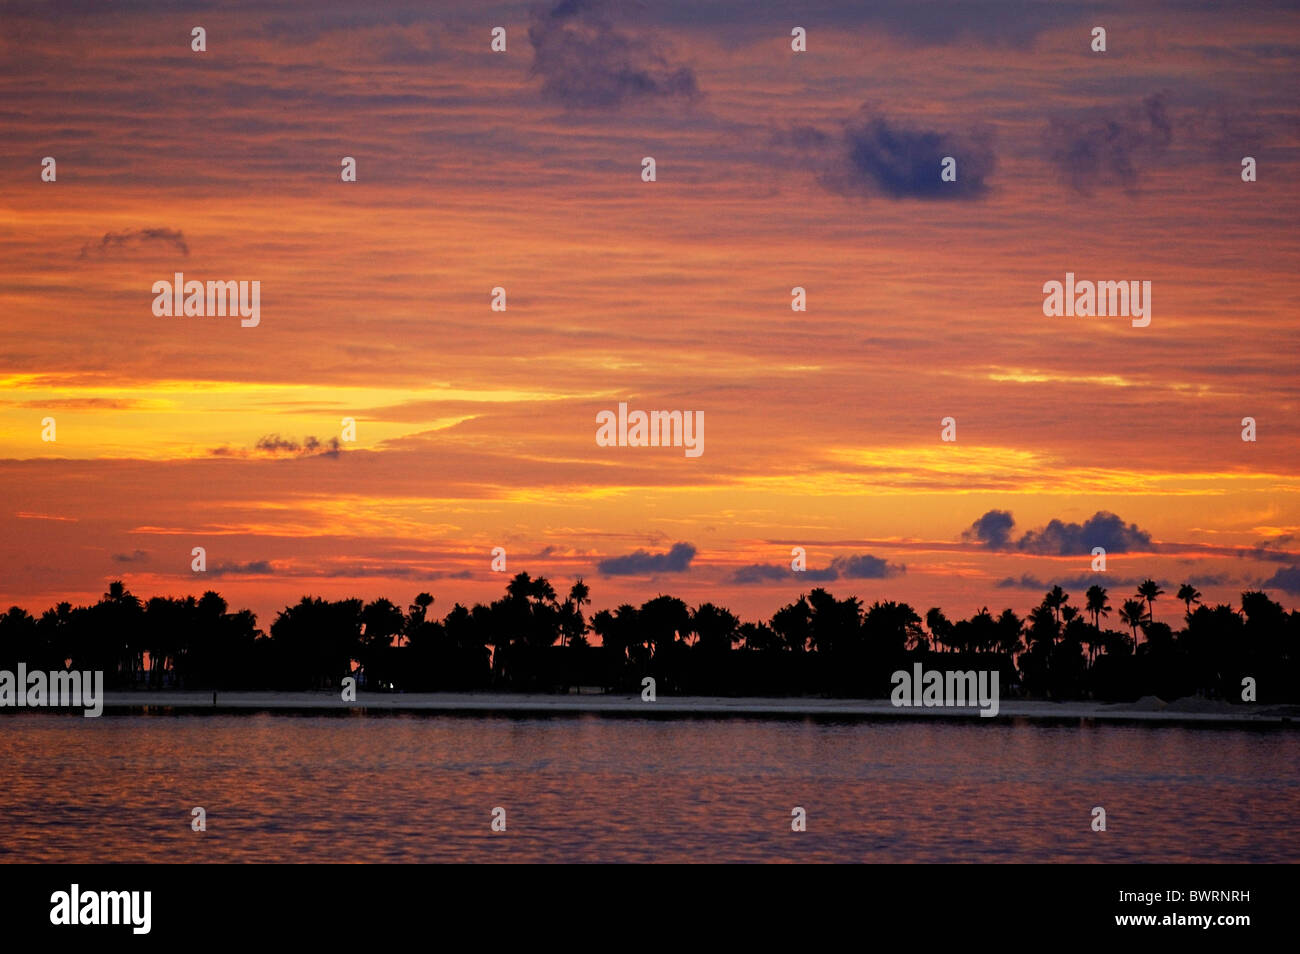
[1,712,1296,863]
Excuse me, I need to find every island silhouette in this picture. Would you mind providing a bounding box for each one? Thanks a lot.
[1,576,1295,703]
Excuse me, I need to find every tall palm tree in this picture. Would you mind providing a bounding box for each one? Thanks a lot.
[925,607,953,653]
[561,580,590,648]
[1176,583,1201,616]
[1044,585,1069,624]
[1119,599,1146,644]
[690,602,741,653]
[404,593,434,648]
[1136,579,1164,622]
[1084,584,1110,628]
[101,580,144,682]
[1084,585,1110,665]
[995,608,1023,656]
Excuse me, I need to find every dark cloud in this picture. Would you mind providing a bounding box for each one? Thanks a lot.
[1262,565,1300,594]
[730,563,837,584]
[1045,92,1173,195]
[1184,574,1230,587]
[805,566,842,582]
[963,509,1016,549]
[830,553,905,578]
[79,228,189,259]
[842,118,995,198]
[206,560,275,578]
[315,565,473,580]
[1017,511,1152,556]
[529,0,700,108]
[111,550,149,564]
[997,573,1171,591]
[255,435,303,454]
[966,509,1152,555]
[783,113,995,200]
[212,435,343,459]
[729,554,901,584]
[598,541,696,575]
[1245,536,1300,562]
[729,564,788,584]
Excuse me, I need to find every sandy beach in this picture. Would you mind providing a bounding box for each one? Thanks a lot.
[67,690,1300,724]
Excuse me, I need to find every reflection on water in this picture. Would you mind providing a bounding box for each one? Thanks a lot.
[1,713,1296,862]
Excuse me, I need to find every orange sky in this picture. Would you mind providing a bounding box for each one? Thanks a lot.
[2,0,1298,629]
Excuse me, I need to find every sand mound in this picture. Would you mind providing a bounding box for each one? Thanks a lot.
[1106,695,1168,712]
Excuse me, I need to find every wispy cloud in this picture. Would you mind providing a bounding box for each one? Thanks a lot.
[528,0,700,108]
[78,228,189,259]
[996,573,1172,591]
[206,560,276,578]
[730,553,903,584]
[1045,92,1173,195]
[210,435,343,459]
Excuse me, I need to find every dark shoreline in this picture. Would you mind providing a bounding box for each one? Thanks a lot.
[3,690,1292,725]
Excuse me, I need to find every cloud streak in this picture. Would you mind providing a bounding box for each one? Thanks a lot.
[78,228,189,259]
[529,0,700,108]
[730,554,904,584]
[211,436,343,459]
[1045,92,1173,195]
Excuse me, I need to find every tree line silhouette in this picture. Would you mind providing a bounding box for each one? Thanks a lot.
[1,575,1296,702]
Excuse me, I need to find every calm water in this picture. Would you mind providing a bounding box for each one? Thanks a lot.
[1,713,1297,863]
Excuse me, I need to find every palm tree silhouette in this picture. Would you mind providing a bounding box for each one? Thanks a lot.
[771,597,812,653]
[1136,579,1164,622]
[925,607,953,652]
[1119,599,1146,644]
[560,580,590,648]
[1045,585,1069,624]
[1084,585,1110,628]
[995,608,1023,656]
[1176,583,1201,616]
[407,593,434,636]
[1084,585,1110,664]
[6,573,1300,702]
[690,602,740,652]
[102,580,144,683]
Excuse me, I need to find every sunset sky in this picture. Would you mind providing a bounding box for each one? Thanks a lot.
[2,0,1298,630]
